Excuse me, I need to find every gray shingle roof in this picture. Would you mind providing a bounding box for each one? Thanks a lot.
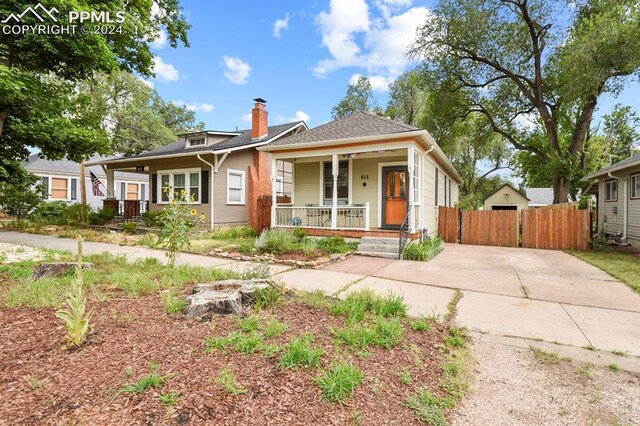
[583,154,640,179]
[265,111,420,148]
[110,122,303,161]
[23,154,146,181]
[525,188,554,206]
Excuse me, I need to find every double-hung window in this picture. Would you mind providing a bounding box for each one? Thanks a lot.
[605,179,618,202]
[323,161,349,205]
[159,169,201,203]
[188,138,205,147]
[227,169,246,204]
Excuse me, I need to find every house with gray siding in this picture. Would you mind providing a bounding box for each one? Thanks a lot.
[22,154,148,209]
[88,99,306,228]
[584,155,640,247]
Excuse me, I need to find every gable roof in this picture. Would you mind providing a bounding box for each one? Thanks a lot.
[583,154,640,179]
[23,154,146,181]
[265,111,420,148]
[87,121,306,166]
[485,183,530,202]
[525,188,554,206]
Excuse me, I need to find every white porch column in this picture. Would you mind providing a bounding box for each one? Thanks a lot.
[271,156,277,227]
[364,202,370,231]
[331,153,338,229]
[407,145,416,233]
[106,168,115,199]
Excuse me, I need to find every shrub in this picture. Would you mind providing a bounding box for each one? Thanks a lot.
[88,207,114,225]
[317,237,358,254]
[0,174,44,221]
[314,362,364,403]
[279,334,324,368]
[141,211,164,228]
[30,201,69,225]
[209,226,258,240]
[590,229,608,251]
[254,229,298,254]
[55,239,93,349]
[292,226,307,242]
[122,222,138,235]
[402,237,444,261]
[238,242,253,254]
[63,203,91,225]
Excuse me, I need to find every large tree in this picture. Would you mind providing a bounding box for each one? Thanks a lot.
[411,0,640,203]
[0,0,189,177]
[331,76,379,119]
[79,71,204,155]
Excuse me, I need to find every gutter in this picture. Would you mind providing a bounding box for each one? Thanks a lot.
[197,154,215,230]
[608,172,628,240]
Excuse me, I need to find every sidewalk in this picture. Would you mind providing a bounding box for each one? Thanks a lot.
[1,231,639,360]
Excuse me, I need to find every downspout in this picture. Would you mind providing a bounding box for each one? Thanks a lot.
[197,154,215,230]
[608,172,627,240]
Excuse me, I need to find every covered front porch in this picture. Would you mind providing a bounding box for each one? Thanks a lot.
[269,142,424,237]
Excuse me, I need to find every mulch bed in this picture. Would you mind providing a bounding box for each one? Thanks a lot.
[0,296,449,425]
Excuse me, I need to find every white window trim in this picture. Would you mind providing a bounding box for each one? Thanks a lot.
[319,159,352,206]
[116,181,148,201]
[631,174,640,200]
[40,175,74,201]
[157,168,202,205]
[226,169,246,205]
[605,179,618,202]
[187,137,206,148]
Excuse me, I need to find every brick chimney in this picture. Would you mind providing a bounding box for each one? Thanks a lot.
[251,98,268,140]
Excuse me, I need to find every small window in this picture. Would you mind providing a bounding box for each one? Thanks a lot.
[227,169,246,204]
[189,138,205,147]
[51,178,68,200]
[126,183,139,200]
[605,179,618,202]
[160,175,170,202]
[323,161,349,205]
[631,174,640,199]
[189,172,200,202]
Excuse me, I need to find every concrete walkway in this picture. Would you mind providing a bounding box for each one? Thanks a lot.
[1,231,639,359]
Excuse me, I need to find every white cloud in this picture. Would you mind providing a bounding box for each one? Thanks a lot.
[349,73,394,91]
[222,56,252,85]
[152,56,180,82]
[293,110,310,122]
[273,13,290,38]
[273,110,311,124]
[241,112,253,123]
[173,100,214,112]
[150,28,167,49]
[313,0,429,91]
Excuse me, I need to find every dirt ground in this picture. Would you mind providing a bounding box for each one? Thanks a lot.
[0,295,451,425]
[452,339,640,426]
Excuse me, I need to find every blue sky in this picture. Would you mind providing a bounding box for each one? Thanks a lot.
[147,0,640,132]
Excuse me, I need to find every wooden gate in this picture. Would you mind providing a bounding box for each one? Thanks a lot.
[438,206,459,243]
[521,209,590,251]
[255,195,291,233]
[461,210,519,247]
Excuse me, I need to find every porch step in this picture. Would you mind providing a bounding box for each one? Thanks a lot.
[355,250,399,259]
[356,237,400,259]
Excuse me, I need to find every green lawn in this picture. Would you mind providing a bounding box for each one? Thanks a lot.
[569,250,640,293]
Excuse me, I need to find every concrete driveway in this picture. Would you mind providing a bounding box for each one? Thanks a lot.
[323,244,640,356]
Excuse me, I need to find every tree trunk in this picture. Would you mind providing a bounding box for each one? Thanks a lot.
[0,112,6,138]
[552,175,571,204]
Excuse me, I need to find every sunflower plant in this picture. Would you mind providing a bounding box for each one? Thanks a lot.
[156,188,205,267]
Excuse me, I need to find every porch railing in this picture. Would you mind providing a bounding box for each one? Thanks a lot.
[103,199,149,223]
[274,203,370,230]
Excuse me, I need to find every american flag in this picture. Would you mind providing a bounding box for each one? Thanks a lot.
[90,171,105,196]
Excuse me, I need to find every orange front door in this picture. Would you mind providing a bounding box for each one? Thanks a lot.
[382,167,408,228]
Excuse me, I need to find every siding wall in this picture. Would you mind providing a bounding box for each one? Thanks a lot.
[598,164,640,247]
[421,152,459,237]
[146,150,254,225]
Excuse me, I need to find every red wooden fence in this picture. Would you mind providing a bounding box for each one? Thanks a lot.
[461,210,519,247]
[521,209,590,251]
[255,195,291,233]
[438,206,459,243]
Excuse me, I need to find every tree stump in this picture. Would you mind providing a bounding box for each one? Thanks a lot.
[32,262,94,279]
[184,279,272,318]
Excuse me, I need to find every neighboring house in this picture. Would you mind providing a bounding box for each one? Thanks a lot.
[87,99,307,228]
[483,184,529,211]
[584,154,640,247]
[259,111,463,238]
[22,154,148,210]
[524,187,554,208]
